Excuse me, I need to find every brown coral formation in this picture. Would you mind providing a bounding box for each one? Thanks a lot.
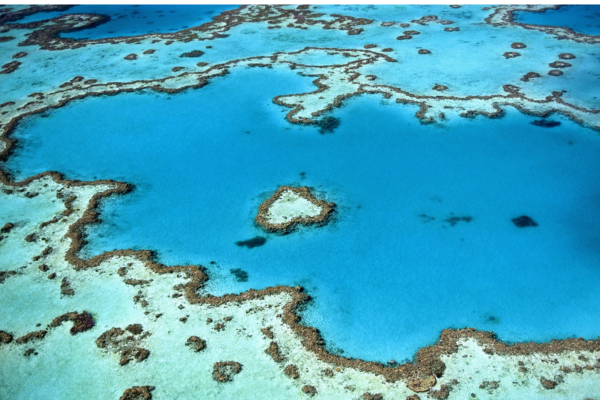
[261,326,274,339]
[364,44,377,49]
[120,347,150,366]
[49,311,94,334]
[126,324,143,335]
[444,27,459,32]
[432,84,448,91]
[429,384,452,399]
[180,50,204,58]
[479,380,499,390]
[124,54,137,61]
[549,61,571,68]
[418,49,431,55]
[540,377,558,389]
[503,84,520,94]
[548,69,564,76]
[0,270,19,284]
[503,52,520,58]
[406,375,436,392]
[96,327,125,348]
[12,52,27,59]
[1,61,21,74]
[185,335,206,352]
[143,49,155,55]
[15,330,47,344]
[559,53,575,60]
[212,361,242,382]
[411,15,438,25]
[265,341,285,363]
[363,393,383,400]
[284,364,300,379]
[60,277,75,296]
[96,325,150,366]
[302,385,317,396]
[1,222,13,233]
[0,331,13,345]
[119,386,155,400]
[255,186,336,234]
[511,42,526,49]
[520,71,541,82]
[396,35,412,40]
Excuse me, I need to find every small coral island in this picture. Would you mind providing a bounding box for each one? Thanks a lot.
[256,186,335,234]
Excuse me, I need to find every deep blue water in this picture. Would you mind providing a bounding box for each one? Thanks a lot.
[6,67,600,362]
[17,5,240,39]
[515,5,600,36]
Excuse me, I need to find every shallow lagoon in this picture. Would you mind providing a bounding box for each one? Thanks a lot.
[6,64,600,363]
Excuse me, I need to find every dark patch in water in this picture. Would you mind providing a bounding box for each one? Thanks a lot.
[487,315,499,323]
[444,215,472,226]
[317,116,340,134]
[230,268,249,282]
[512,215,538,228]
[531,119,561,128]
[235,236,267,248]
[418,214,435,223]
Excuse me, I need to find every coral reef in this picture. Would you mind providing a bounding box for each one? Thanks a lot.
[212,361,243,382]
[49,311,95,334]
[255,186,336,234]
[185,336,206,352]
[119,386,155,400]
[511,215,538,227]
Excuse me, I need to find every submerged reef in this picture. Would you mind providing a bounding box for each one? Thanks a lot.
[1,3,600,400]
[234,236,267,249]
[316,116,340,134]
[511,215,538,228]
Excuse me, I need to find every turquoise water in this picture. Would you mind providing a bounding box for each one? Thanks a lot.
[515,5,600,36]
[7,66,600,362]
[16,5,240,39]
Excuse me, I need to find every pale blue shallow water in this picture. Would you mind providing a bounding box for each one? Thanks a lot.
[515,5,600,36]
[16,5,240,39]
[6,66,600,362]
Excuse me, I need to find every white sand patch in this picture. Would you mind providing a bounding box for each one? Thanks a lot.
[265,189,323,224]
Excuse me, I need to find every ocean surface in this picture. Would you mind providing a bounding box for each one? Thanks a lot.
[7,62,600,363]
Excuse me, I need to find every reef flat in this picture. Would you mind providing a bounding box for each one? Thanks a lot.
[2,4,600,399]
